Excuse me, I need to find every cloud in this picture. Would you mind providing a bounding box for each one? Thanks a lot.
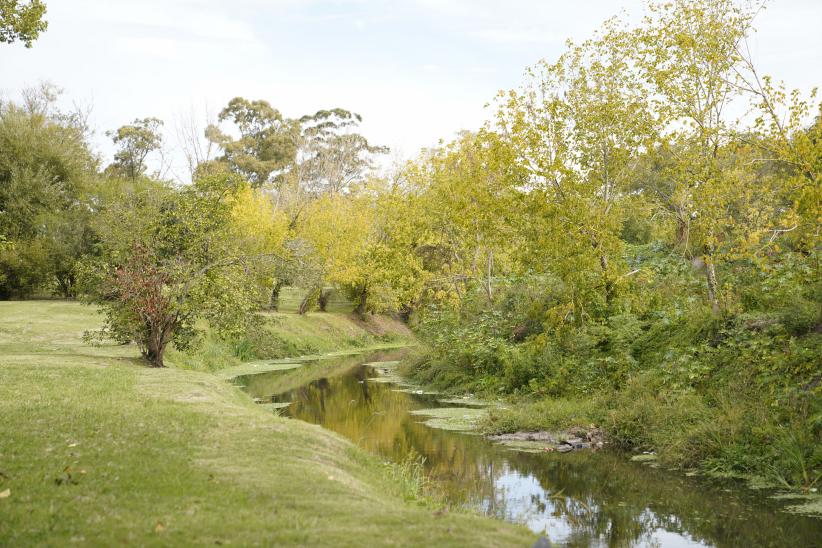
[3,0,820,183]
[469,28,564,45]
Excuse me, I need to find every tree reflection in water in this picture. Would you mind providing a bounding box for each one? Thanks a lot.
[239,358,822,547]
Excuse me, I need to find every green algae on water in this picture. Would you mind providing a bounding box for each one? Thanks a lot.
[409,407,487,432]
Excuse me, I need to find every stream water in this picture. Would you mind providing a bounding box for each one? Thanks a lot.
[236,352,822,547]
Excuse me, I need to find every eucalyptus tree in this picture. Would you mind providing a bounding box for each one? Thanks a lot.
[206,97,298,188]
[106,117,164,181]
[297,108,388,196]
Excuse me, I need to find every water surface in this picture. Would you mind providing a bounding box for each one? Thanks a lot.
[238,355,822,547]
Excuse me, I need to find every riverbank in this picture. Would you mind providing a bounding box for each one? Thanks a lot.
[405,356,822,518]
[240,354,822,545]
[0,301,534,546]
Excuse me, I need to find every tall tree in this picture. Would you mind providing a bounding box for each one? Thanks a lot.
[495,20,655,317]
[0,85,97,298]
[635,0,757,311]
[207,97,298,187]
[106,117,164,181]
[298,108,388,195]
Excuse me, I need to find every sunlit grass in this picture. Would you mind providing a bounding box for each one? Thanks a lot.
[0,301,533,546]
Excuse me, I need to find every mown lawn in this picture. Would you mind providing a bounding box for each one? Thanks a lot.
[0,301,534,546]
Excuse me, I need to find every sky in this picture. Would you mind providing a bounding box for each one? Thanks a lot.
[3,0,821,181]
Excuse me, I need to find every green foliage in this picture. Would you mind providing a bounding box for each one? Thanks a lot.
[82,172,271,367]
[0,0,47,47]
[207,97,297,187]
[105,117,163,180]
[396,0,822,491]
[0,85,97,298]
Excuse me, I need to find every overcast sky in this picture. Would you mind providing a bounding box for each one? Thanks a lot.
[3,0,821,180]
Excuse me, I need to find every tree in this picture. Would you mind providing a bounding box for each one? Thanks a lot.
[495,21,655,317]
[297,184,424,317]
[404,131,522,305]
[0,0,47,47]
[0,85,97,298]
[634,0,758,311]
[86,171,275,367]
[297,108,388,195]
[732,54,821,253]
[106,118,164,181]
[207,97,298,187]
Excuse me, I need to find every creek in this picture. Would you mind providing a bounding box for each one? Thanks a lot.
[236,351,822,547]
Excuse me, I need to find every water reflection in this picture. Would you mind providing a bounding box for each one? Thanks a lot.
[238,359,822,547]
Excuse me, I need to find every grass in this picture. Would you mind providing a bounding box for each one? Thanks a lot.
[275,286,354,314]
[0,301,534,546]
[167,309,415,373]
[486,397,602,435]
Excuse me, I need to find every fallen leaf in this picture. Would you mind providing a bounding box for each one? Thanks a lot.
[0,489,10,499]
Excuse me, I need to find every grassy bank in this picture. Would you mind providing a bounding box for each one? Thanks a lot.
[0,301,534,546]
[167,307,415,373]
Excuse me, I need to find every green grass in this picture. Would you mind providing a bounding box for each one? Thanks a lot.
[0,301,534,546]
[276,286,354,314]
[486,397,602,435]
[167,309,415,373]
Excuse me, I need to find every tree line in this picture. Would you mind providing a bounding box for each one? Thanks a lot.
[1,0,819,383]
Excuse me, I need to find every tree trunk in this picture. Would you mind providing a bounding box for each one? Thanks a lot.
[355,286,368,318]
[704,255,720,313]
[144,322,173,367]
[484,250,494,302]
[269,279,284,311]
[675,208,689,248]
[55,271,76,299]
[572,292,583,327]
[318,288,330,312]
[600,253,613,310]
